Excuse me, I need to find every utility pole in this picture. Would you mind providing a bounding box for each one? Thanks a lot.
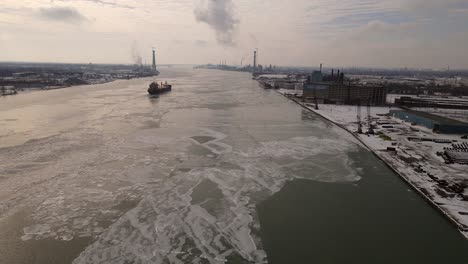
[313,86,319,110]
[357,101,363,134]
[367,100,374,134]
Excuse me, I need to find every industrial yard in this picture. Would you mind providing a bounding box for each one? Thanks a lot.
[275,87,468,238]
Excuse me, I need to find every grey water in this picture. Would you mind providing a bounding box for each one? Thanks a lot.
[0,67,467,263]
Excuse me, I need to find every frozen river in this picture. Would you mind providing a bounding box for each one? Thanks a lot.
[0,67,467,263]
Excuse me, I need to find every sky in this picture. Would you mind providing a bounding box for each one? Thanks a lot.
[1,0,468,68]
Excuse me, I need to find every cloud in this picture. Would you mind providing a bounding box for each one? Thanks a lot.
[359,20,416,34]
[403,0,468,12]
[194,0,239,46]
[195,40,208,47]
[53,0,135,9]
[38,6,87,23]
[322,15,468,68]
[1,0,468,68]
[87,0,134,9]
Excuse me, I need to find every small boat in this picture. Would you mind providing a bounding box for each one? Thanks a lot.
[148,81,172,95]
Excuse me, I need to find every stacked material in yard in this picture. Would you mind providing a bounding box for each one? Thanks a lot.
[444,150,468,164]
[452,142,468,150]
[440,143,468,164]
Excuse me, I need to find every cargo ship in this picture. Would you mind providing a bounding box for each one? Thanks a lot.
[148,81,172,96]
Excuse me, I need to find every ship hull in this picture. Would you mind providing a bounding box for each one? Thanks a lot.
[148,82,172,95]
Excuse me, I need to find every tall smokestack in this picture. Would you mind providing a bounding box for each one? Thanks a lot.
[152,48,157,72]
[253,50,257,72]
[320,63,323,73]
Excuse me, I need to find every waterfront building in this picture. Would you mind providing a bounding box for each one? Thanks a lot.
[303,71,331,99]
[328,84,387,105]
[395,96,468,110]
[302,70,387,105]
[390,109,468,134]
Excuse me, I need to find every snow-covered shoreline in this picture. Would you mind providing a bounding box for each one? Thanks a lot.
[276,90,468,239]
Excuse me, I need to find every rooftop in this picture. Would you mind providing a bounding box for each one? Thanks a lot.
[393,108,468,126]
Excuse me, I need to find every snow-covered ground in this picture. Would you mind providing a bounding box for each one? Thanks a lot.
[258,74,288,79]
[277,88,301,96]
[278,90,468,238]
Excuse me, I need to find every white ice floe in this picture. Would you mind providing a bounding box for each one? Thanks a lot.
[73,128,360,264]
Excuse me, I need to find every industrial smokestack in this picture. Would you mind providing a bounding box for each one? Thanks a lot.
[253,50,257,72]
[152,48,157,72]
[320,63,322,73]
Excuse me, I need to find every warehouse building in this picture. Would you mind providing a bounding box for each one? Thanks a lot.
[395,96,468,110]
[303,70,387,105]
[328,84,387,106]
[390,109,468,134]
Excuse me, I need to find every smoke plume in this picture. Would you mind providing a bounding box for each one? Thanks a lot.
[194,0,239,46]
[131,41,143,65]
[38,7,88,24]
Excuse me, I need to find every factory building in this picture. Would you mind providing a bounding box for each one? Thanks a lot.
[303,70,387,105]
[328,84,386,106]
[303,71,331,100]
[390,109,468,134]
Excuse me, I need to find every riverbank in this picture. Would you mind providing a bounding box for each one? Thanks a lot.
[0,62,160,98]
[1,74,160,98]
[276,89,468,239]
[1,79,120,97]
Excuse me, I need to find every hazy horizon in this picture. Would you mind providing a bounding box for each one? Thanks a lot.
[1,0,468,69]
[3,61,468,72]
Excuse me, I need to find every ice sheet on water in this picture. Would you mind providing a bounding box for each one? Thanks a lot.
[73,130,360,264]
[13,132,172,242]
[22,224,52,240]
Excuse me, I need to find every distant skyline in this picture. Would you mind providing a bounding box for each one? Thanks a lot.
[1,0,468,68]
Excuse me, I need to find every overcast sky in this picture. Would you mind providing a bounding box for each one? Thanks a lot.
[1,0,468,68]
